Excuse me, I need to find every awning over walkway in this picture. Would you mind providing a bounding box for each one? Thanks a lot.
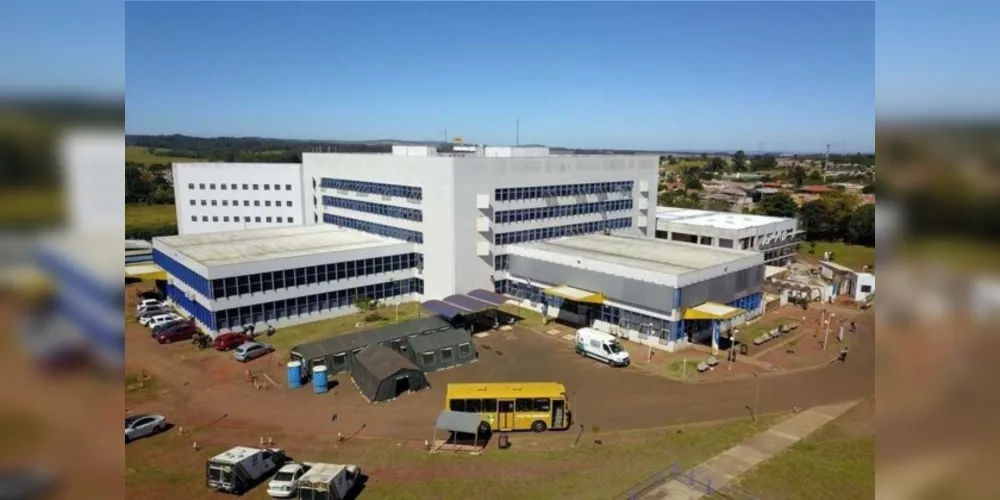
[435,410,481,435]
[543,284,605,304]
[683,302,746,321]
[466,289,506,306]
[422,300,466,320]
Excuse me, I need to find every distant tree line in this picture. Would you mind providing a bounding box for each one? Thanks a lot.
[126,164,174,205]
[127,134,397,163]
[753,191,875,246]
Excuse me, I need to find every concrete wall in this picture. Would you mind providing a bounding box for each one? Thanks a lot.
[173,163,304,235]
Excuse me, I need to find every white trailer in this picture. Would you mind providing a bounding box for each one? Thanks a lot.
[296,463,362,500]
[205,446,287,495]
[574,327,631,367]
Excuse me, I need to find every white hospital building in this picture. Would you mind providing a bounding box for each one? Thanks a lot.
[157,146,767,352]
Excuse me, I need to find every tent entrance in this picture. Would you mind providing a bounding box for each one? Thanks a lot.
[394,376,410,398]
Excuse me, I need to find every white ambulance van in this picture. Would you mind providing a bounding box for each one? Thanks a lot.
[574,327,630,367]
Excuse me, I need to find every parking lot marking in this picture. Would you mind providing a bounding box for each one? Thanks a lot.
[561,334,575,341]
[546,329,561,336]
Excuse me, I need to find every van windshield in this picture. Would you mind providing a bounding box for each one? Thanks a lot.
[608,342,624,354]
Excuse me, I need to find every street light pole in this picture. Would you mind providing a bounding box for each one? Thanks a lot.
[752,373,761,424]
[646,323,654,363]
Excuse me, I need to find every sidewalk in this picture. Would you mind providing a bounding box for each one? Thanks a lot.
[639,400,860,499]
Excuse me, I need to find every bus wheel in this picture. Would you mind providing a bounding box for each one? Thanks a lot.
[531,421,547,433]
[478,422,492,436]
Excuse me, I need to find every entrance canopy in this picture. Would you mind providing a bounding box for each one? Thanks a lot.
[543,285,605,304]
[422,288,507,320]
[683,302,746,321]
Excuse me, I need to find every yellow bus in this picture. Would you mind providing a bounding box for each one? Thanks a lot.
[444,383,572,435]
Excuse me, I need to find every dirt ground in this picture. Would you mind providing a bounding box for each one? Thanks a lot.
[120,283,876,498]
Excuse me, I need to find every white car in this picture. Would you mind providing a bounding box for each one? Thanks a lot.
[145,314,181,329]
[136,298,164,311]
[266,462,311,498]
[125,414,167,444]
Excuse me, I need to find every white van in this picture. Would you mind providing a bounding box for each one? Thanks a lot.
[574,328,630,367]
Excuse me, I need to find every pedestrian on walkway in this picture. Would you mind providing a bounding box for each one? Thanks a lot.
[837,324,845,343]
[838,346,849,363]
[850,320,856,333]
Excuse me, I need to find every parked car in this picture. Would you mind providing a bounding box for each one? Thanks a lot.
[151,319,191,338]
[233,342,274,363]
[146,314,182,330]
[125,414,167,443]
[136,305,170,321]
[135,298,164,311]
[266,462,312,498]
[156,324,199,344]
[212,333,253,352]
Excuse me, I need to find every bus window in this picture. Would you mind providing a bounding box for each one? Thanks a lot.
[450,399,466,412]
[482,399,497,412]
[533,398,551,412]
[466,399,482,412]
[515,399,533,413]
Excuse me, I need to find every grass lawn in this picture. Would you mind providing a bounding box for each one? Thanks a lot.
[797,241,875,272]
[125,412,784,499]
[126,203,177,230]
[734,316,801,346]
[125,372,161,407]
[267,301,431,353]
[498,303,547,328]
[904,237,1000,274]
[126,145,203,165]
[720,400,874,500]
[0,187,65,227]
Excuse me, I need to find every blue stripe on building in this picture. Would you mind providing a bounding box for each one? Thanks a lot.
[154,249,213,298]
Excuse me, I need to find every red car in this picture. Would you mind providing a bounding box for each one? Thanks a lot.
[212,333,253,352]
[156,325,199,344]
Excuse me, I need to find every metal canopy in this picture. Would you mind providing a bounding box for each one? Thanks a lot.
[442,294,494,313]
[422,300,466,320]
[467,289,507,306]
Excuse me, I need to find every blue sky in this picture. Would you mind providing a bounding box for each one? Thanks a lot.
[122,1,876,153]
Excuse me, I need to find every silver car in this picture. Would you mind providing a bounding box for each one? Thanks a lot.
[233,342,274,363]
[125,414,167,444]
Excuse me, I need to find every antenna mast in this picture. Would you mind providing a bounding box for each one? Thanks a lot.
[824,143,830,171]
[516,117,520,147]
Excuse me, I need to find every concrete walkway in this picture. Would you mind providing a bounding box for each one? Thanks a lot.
[640,400,860,499]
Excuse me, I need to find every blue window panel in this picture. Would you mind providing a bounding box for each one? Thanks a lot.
[495,181,633,202]
[322,196,423,222]
[323,214,423,244]
[154,249,212,299]
[167,283,216,331]
[494,217,632,246]
[495,199,633,224]
[209,278,424,331]
[320,178,422,200]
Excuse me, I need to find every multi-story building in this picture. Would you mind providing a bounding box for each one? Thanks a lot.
[654,207,801,266]
[172,162,305,234]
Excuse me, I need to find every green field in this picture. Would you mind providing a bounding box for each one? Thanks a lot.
[797,241,875,272]
[0,188,64,227]
[721,401,874,500]
[126,146,203,165]
[126,203,177,230]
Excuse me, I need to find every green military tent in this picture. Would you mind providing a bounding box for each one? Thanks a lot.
[405,328,477,372]
[350,345,428,403]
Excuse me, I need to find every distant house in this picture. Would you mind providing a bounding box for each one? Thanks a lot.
[797,185,833,195]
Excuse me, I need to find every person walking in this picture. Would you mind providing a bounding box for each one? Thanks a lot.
[837,324,845,343]
[838,346,849,363]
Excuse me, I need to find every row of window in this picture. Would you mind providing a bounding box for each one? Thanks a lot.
[494,199,633,224]
[324,214,424,244]
[190,215,295,224]
[494,217,632,246]
[322,196,423,222]
[494,254,509,271]
[209,252,422,299]
[212,278,424,331]
[189,199,294,208]
[495,182,633,202]
[320,178,422,200]
[449,397,552,414]
[188,182,293,192]
[499,279,673,339]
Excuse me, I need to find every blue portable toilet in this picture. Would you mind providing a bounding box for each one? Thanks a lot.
[312,365,329,394]
[287,361,302,389]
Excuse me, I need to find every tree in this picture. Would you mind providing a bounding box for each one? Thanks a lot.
[754,192,798,218]
[680,165,702,186]
[847,204,875,246]
[705,199,733,212]
[659,189,702,209]
[706,156,727,174]
[790,166,807,187]
[861,183,875,195]
[798,200,833,241]
[807,169,824,183]
[353,296,379,311]
[731,150,748,172]
[750,154,778,172]
[798,192,859,241]
[685,177,704,190]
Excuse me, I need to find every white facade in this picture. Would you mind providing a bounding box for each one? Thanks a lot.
[654,207,800,265]
[172,162,305,234]
[301,152,659,299]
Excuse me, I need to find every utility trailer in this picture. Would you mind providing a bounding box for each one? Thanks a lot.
[205,446,287,495]
[296,463,362,500]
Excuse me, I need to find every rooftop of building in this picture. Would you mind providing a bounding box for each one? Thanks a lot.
[511,233,760,277]
[655,206,793,230]
[155,225,402,267]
